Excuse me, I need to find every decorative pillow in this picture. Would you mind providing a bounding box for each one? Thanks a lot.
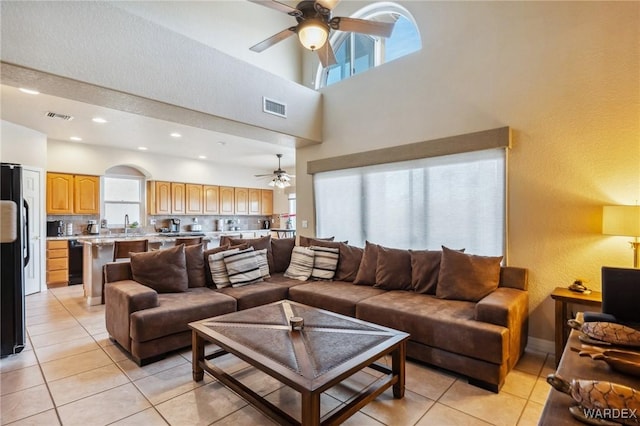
[310,246,340,280]
[353,241,379,286]
[223,247,263,287]
[130,244,188,293]
[284,246,316,281]
[410,248,465,294]
[225,235,274,272]
[254,248,271,279]
[436,246,503,302]
[204,245,230,287]
[334,243,364,282]
[271,238,295,273]
[299,236,335,247]
[374,245,412,290]
[184,243,206,288]
[208,248,240,288]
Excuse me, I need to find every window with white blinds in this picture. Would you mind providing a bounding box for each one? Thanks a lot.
[314,148,506,256]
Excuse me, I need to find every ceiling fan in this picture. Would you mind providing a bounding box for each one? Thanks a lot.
[255,154,295,188]
[248,0,396,68]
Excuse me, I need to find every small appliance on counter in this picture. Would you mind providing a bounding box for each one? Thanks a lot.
[215,219,224,231]
[47,220,64,237]
[263,220,270,229]
[170,218,180,232]
[87,220,100,235]
[190,218,202,232]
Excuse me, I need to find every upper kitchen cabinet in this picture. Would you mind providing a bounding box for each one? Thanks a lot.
[185,184,203,215]
[171,182,186,215]
[220,186,235,215]
[235,187,249,215]
[248,188,261,215]
[147,181,171,215]
[203,185,220,215]
[261,190,273,216]
[46,172,99,215]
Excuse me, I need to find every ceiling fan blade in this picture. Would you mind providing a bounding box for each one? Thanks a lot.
[255,174,274,177]
[316,0,341,11]
[247,0,302,17]
[330,17,395,38]
[316,41,337,67]
[250,27,297,52]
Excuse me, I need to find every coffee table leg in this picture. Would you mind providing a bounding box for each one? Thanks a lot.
[192,330,204,382]
[392,341,406,398]
[301,391,320,426]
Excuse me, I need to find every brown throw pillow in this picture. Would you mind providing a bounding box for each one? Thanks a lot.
[204,245,230,287]
[436,246,503,302]
[410,248,465,294]
[374,246,412,290]
[184,243,206,288]
[299,236,335,247]
[226,235,274,272]
[271,238,295,273]
[130,244,188,293]
[334,243,364,282]
[353,241,379,286]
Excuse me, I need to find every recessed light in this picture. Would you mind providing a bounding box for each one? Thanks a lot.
[92,117,107,124]
[19,88,39,95]
[70,136,82,141]
[170,132,182,138]
[198,155,207,159]
[138,146,148,151]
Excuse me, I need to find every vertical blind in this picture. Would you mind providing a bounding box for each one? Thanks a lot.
[314,148,506,256]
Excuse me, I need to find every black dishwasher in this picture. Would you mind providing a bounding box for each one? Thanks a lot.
[68,240,83,285]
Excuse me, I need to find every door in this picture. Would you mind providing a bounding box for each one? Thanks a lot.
[248,188,261,215]
[220,186,235,215]
[203,185,219,214]
[74,175,100,214]
[171,183,186,214]
[46,172,73,214]
[185,184,203,215]
[235,187,249,215]
[23,167,43,295]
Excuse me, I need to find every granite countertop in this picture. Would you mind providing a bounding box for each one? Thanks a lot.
[46,229,271,244]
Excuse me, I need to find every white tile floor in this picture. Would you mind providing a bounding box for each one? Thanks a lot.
[1,286,551,425]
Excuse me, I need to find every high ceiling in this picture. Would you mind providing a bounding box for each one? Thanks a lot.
[0,0,309,172]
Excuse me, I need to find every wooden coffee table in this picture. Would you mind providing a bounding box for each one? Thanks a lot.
[189,300,409,426]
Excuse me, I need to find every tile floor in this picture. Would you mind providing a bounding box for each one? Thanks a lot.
[1,286,552,425]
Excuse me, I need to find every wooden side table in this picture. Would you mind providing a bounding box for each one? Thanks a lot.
[550,287,602,366]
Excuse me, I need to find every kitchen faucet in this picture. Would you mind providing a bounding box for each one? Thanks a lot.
[124,214,129,234]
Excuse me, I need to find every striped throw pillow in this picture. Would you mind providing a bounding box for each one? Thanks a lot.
[310,246,340,280]
[284,246,315,281]
[254,248,271,279]
[223,247,263,287]
[208,248,239,288]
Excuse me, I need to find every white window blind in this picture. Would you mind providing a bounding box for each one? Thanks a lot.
[314,149,506,256]
[103,176,142,226]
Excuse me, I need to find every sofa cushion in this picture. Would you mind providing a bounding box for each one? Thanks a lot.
[374,245,412,291]
[129,288,237,342]
[184,243,206,288]
[223,247,263,287]
[209,248,240,288]
[299,236,335,247]
[254,248,271,279]
[216,282,289,311]
[353,241,379,286]
[130,244,188,293]
[310,246,340,280]
[284,246,315,281]
[288,281,387,317]
[224,235,274,272]
[203,245,230,287]
[271,238,295,273]
[356,291,508,365]
[436,247,503,302]
[334,243,364,282]
[409,249,441,294]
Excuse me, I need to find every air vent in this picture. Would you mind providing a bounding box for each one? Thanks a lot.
[263,97,287,118]
[45,111,74,121]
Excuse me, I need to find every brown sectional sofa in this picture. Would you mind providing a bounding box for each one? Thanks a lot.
[104,237,528,392]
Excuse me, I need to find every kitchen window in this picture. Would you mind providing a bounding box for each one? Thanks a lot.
[103,176,143,227]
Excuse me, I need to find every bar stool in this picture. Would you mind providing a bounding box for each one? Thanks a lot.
[113,239,149,261]
[174,237,203,246]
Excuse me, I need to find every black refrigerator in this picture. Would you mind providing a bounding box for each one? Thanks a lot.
[1,163,30,357]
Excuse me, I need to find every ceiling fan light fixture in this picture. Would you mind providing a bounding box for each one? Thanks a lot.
[297,18,329,51]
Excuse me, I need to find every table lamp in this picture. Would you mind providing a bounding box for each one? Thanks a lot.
[602,205,640,268]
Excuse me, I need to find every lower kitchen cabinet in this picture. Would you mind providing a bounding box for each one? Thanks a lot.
[46,240,68,286]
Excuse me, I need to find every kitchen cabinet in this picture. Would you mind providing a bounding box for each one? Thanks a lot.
[147,181,171,215]
[203,185,220,215]
[171,183,186,214]
[47,172,99,215]
[261,189,273,216]
[185,184,203,215]
[234,187,249,215]
[248,188,261,215]
[220,186,235,215]
[46,240,68,286]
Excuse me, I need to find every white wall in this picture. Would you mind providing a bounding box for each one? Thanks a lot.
[297,1,640,344]
[0,120,47,168]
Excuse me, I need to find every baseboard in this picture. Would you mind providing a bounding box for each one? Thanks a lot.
[526,337,555,355]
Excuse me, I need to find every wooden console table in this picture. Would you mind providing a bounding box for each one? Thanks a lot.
[550,287,602,366]
[540,317,640,424]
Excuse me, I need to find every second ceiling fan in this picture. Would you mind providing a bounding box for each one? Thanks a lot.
[248,0,396,67]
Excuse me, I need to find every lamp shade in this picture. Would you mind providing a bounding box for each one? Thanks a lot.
[297,19,329,51]
[602,206,640,236]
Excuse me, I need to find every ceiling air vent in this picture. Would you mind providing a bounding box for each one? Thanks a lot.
[263,97,286,118]
[45,111,74,121]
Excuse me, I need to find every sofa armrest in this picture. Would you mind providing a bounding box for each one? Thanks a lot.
[475,287,529,369]
[104,262,133,283]
[105,280,158,351]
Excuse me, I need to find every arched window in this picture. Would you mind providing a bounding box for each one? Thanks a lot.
[317,2,421,88]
